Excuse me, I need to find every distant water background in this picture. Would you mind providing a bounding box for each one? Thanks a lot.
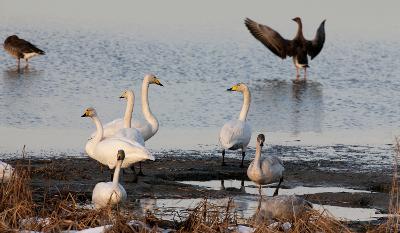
[0,0,399,163]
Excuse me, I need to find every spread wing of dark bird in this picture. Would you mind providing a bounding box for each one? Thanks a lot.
[244,18,293,59]
[306,20,326,60]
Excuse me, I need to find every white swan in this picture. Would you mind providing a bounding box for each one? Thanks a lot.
[92,150,127,208]
[131,74,163,175]
[132,74,163,141]
[0,161,14,183]
[112,90,145,146]
[247,134,284,196]
[82,107,154,169]
[90,90,143,146]
[219,83,252,167]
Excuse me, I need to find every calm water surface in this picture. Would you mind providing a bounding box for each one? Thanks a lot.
[0,2,399,163]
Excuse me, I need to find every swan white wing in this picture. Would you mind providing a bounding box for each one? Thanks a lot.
[93,138,154,169]
[261,155,284,182]
[132,120,153,141]
[219,119,251,150]
[90,118,124,139]
[113,128,145,146]
[0,161,14,183]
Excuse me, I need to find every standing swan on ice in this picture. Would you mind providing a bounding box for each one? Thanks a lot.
[82,107,154,170]
[219,83,252,168]
[132,74,163,176]
[92,150,127,209]
[247,134,284,197]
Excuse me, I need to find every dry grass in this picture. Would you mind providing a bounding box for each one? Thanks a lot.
[3,140,400,232]
[0,161,139,232]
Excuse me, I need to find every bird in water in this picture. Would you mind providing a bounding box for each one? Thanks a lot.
[245,17,326,80]
[3,35,45,69]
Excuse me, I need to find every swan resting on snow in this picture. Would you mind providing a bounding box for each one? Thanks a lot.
[92,150,127,209]
[219,83,252,167]
[82,107,154,169]
[247,134,284,197]
[0,161,14,183]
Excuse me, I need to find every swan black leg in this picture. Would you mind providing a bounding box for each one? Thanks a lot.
[221,150,226,166]
[240,151,245,168]
[304,67,307,80]
[17,58,20,69]
[273,177,284,197]
[137,162,145,176]
[130,166,138,183]
[220,179,225,190]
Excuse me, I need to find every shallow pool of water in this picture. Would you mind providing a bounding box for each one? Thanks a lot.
[179,179,372,196]
[134,196,384,222]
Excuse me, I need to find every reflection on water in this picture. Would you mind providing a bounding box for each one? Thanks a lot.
[290,81,323,136]
[180,179,372,196]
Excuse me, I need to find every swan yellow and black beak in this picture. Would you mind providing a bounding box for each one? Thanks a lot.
[155,78,163,86]
[81,112,89,117]
[227,85,238,91]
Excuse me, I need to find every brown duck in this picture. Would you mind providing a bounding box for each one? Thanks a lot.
[245,17,326,80]
[3,35,45,68]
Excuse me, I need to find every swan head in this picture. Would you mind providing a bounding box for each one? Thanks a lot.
[119,90,134,100]
[81,107,97,118]
[117,150,126,161]
[292,17,301,23]
[145,74,163,86]
[227,83,248,93]
[257,134,265,147]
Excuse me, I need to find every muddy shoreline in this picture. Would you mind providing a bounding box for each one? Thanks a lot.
[5,154,393,214]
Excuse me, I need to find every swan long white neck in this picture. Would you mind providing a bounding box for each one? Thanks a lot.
[123,94,134,128]
[113,160,122,187]
[254,143,263,171]
[239,88,251,121]
[92,116,104,144]
[142,78,159,136]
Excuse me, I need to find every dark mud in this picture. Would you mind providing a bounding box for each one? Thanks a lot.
[5,154,393,213]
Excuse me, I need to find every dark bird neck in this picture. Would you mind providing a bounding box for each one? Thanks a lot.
[295,20,304,39]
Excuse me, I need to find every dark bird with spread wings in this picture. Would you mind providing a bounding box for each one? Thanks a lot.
[3,35,45,68]
[245,17,326,80]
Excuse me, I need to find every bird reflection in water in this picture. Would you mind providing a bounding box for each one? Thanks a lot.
[290,80,323,136]
[220,178,245,193]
